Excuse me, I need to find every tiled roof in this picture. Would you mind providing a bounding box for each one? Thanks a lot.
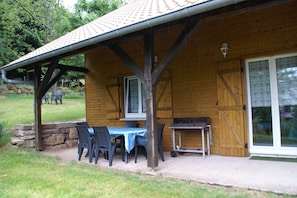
[2,0,242,70]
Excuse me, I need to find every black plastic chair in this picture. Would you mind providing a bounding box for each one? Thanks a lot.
[76,125,94,163]
[92,126,122,166]
[157,124,165,161]
[134,123,165,163]
[124,121,137,128]
[55,90,63,104]
[77,122,91,157]
[114,133,125,162]
[113,121,137,160]
[76,122,89,127]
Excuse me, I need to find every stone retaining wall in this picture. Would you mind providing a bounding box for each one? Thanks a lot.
[11,122,79,150]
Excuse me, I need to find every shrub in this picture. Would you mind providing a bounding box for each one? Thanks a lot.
[0,121,11,146]
[0,121,7,136]
[64,91,85,99]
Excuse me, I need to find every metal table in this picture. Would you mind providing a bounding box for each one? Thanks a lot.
[170,124,211,158]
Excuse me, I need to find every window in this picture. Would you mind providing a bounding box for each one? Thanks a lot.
[246,53,297,156]
[124,76,146,118]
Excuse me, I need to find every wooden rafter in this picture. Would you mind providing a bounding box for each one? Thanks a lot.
[34,60,88,151]
[108,21,201,169]
[57,64,88,73]
[37,60,58,99]
[37,63,88,98]
[109,44,144,80]
[152,21,200,85]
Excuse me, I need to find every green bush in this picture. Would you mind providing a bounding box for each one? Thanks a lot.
[64,91,85,99]
[60,87,85,99]
[0,121,11,146]
[6,84,17,90]
[0,121,7,136]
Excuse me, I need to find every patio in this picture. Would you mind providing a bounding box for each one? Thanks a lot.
[42,148,297,196]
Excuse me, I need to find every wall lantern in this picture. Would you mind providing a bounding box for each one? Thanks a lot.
[154,55,158,64]
[153,55,159,67]
[220,43,228,58]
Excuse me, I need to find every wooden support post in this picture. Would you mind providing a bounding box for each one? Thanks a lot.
[34,66,43,151]
[143,32,158,169]
[145,85,158,168]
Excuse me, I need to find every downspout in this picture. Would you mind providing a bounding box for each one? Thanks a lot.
[1,69,33,84]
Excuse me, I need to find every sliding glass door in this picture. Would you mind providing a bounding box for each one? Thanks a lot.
[276,56,297,147]
[248,60,273,146]
[246,53,297,156]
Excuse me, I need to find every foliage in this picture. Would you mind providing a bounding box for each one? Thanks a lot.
[0,0,73,66]
[0,121,11,146]
[51,5,82,39]
[0,0,46,66]
[75,0,121,23]
[58,0,122,81]
[63,91,85,99]
[0,121,7,137]
[59,54,86,83]
[0,0,122,84]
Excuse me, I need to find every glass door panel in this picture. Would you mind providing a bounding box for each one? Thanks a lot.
[248,60,273,146]
[276,56,297,147]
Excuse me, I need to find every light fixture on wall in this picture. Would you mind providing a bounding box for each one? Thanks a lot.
[154,55,159,67]
[154,55,158,64]
[220,43,228,58]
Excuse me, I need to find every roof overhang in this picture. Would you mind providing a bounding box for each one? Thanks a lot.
[1,0,249,73]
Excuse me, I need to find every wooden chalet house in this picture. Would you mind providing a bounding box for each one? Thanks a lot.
[2,0,297,168]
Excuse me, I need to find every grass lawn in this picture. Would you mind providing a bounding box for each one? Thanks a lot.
[0,94,86,129]
[0,147,287,198]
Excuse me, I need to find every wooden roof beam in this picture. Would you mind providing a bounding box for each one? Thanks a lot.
[109,44,144,80]
[152,20,200,85]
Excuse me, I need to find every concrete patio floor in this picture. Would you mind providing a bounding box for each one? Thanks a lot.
[42,147,297,196]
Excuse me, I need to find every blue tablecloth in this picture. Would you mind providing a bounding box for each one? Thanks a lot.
[89,127,146,153]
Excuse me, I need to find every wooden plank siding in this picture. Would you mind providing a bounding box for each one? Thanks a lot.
[85,1,297,156]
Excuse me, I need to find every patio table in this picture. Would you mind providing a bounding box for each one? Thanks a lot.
[88,127,147,163]
[108,127,147,153]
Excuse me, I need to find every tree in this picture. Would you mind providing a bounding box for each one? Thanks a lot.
[75,0,121,23]
[59,0,122,84]
[0,0,122,85]
[0,0,53,66]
